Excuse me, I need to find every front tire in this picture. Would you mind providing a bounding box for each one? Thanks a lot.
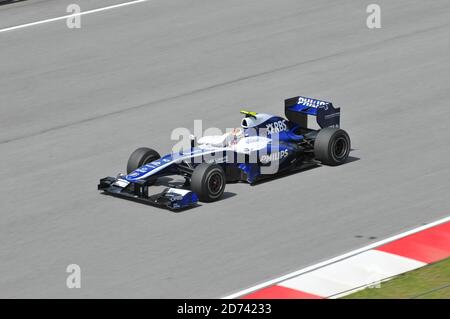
[314,127,351,166]
[127,147,160,174]
[191,163,226,202]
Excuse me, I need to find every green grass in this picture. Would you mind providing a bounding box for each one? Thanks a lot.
[343,257,450,299]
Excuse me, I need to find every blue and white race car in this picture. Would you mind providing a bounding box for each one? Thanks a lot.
[98,95,351,210]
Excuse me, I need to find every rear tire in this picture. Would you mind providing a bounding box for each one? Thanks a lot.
[127,147,161,174]
[314,127,351,166]
[191,163,226,202]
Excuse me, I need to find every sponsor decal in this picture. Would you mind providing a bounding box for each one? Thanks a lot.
[266,120,288,134]
[113,179,130,188]
[297,97,329,109]
[324,113,340,119]
[205,156,228,164]
[260,150,288,164]
[140,157,172,171]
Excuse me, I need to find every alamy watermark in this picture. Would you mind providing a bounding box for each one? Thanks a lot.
[366,4,381,29]
[158,120,285,175]
[66,4,81,29]
[66,264,81,288]
[366,265,383,289]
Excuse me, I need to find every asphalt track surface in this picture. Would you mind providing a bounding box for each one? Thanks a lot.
[0,0,449,298]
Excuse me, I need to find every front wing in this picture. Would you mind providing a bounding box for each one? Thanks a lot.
[98,177,198,210]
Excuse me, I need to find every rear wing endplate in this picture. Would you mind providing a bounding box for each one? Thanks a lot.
[284,96,340,129]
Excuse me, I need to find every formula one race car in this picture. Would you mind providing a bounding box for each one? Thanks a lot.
[98,96,351,210]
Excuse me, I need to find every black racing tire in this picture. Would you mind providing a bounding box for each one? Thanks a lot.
[314,127,351,166]
[190,163,226,202]
[127,147,161,174]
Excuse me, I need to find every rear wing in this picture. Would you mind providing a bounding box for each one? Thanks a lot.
[284,96,340,129]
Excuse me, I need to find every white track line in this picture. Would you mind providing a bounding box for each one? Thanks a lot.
[222,214,450,299]
[0,0,149,34]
